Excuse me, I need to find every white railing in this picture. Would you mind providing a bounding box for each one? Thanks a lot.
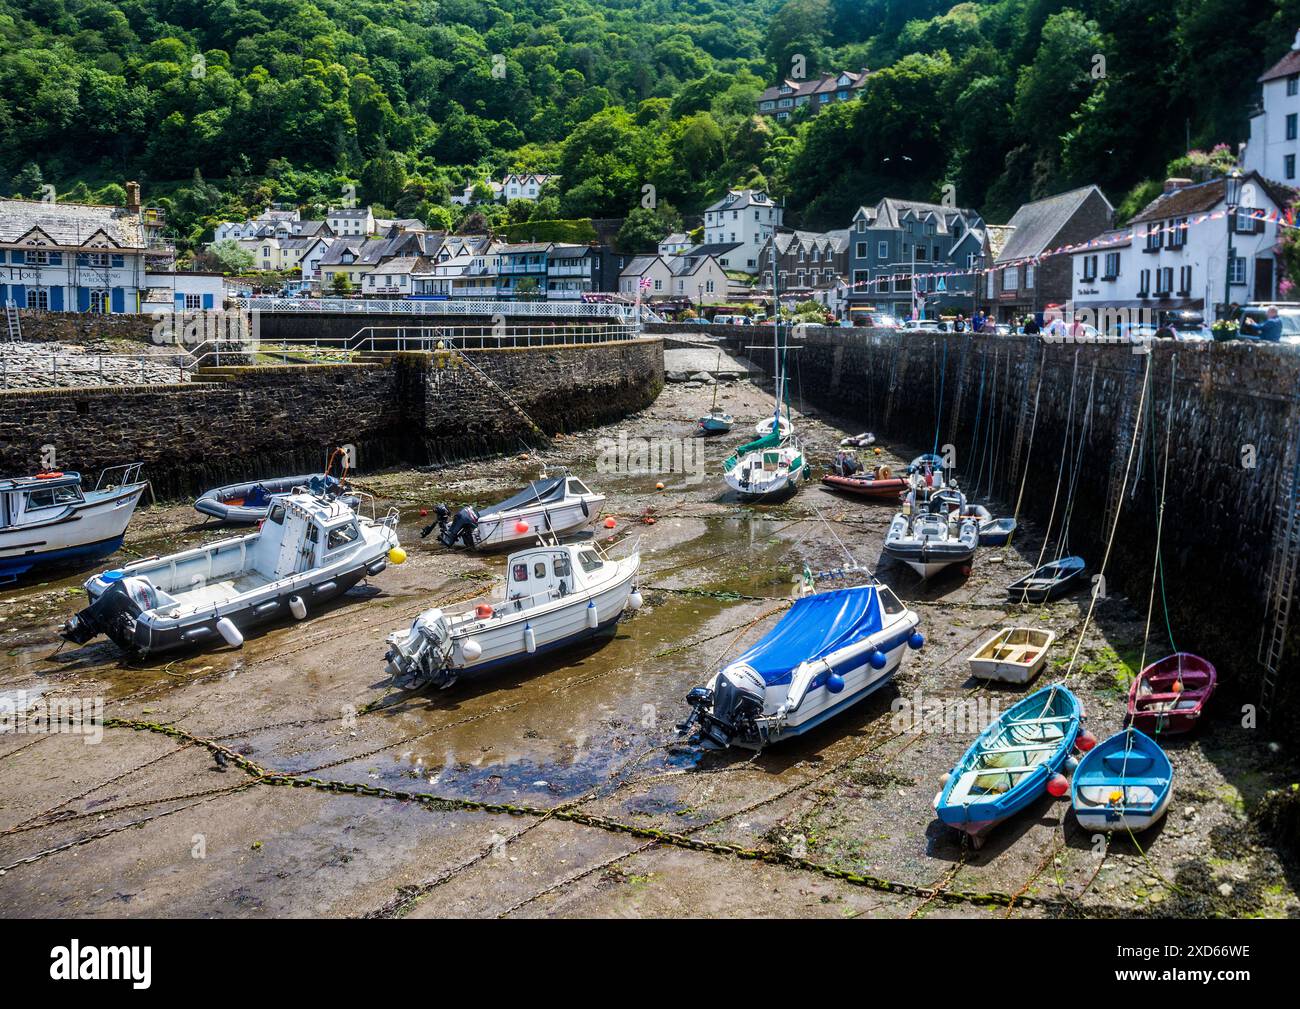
[235,296,636,321]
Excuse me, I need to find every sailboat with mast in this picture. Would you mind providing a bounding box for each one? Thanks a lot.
[697,351,734,434]
[722,272,809,501]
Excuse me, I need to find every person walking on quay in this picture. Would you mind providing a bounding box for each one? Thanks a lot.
[1022,313,1040,335]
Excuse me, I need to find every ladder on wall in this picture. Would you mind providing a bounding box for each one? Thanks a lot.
[1258,406,1300,721]
[4,299,19,342]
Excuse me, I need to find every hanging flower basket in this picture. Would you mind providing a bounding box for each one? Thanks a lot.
[1211,319,1239,342]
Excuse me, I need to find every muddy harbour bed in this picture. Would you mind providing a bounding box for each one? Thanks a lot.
[0,375,1297,920]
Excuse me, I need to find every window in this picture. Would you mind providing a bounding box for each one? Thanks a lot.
[26,288,48,310]
[1081,255,1098,282]
[1155,267,1173,295]
[578,550,604,573]
[879,586,906,615]
[1167,217,1187,249]
[877,241,888,259]
[512,563,529,581]
[268,504,285,525]
[1145,222,1163,251]
[1002,266,1019,291]
[1290,74,1299,96]
[1230,256,1247,284]
[915,246,928,262]
[852,270,868,287]
[1103,252,1121,279]
[533,561,547,579]
[1289,155,1297,181]
[1024,265,1035,289]
[184,293,202,309]
[1289,114,1298,141]
[1138,269,1151,296]
[90,289,109,313]
[326,523,360,551]
[1178,265,1193,296]
[856,219,867,233]
[552,554,572,578]
[26,484,82,509]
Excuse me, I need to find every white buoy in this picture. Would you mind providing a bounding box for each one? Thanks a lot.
[524,623,536,653]
[461,638,482,661]
[628,590,643,611]
[289,595,307,620]
[216,617,244,648]
[586,601,598,629]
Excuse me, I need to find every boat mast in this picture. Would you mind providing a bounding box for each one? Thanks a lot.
[772,248,782,430]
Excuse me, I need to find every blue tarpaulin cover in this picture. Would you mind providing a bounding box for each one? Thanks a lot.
[731,586,882,685]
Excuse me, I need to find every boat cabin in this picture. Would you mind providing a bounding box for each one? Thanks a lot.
[0,473,86,529]
[505,544,604,605]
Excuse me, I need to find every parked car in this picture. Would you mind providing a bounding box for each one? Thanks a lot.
[1236,303,1300,342]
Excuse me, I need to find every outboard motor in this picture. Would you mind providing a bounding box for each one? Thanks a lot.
[430,505,477,548]
[384,608,454,687]
[680,665,767,749]
[61,576,158,649]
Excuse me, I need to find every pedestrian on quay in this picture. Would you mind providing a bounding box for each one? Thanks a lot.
[1022,313,1041,335]
[954,313,967,332]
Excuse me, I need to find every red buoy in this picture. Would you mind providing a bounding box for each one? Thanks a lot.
[1076,730,1098,752]
[419,508,428,517]
[1046,773,1069,797]
[515,520,530,534]
[604,517,617,529]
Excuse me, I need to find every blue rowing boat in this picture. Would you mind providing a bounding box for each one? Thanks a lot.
[1071,727,1173,832]
[934,683,1083,842]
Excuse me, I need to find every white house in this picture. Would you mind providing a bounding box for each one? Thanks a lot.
[1069,172,1294,324]
[326,206,375,237]
[702,189,783,273]
[213,207,299,242]
[297,237,332,285]
[657,232,692,257]
[669,252,727,304]
[500,173,556,202]
[363,256,422,296]
[0,183,182,314]
[1244,31,1300,185]
[619,255,673,298]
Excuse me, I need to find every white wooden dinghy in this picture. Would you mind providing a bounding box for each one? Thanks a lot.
[61,492,402,656]
[385,540,641,688]
[1,464,146,583]
[967,627,1056,684]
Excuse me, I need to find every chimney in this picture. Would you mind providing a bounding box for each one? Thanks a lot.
[125,181,141,213]
[1163,177,1193,193]
[1293,28,1300,50]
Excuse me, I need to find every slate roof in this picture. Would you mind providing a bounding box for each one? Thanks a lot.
[704,189,778,213]
[1260,43,1300,83]
[328,207,371,219]
[682,242,742,259]
[758,69,869,103]
[1127,172,1298,224]
[0,199,145,249]
[620,255,665,276]
[996,186,1111,263]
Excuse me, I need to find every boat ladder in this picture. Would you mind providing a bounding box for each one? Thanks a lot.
[1258,405,1300,721]
[4,299,19,342]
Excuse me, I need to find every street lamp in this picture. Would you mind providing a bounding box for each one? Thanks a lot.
[1222,169,1243,321]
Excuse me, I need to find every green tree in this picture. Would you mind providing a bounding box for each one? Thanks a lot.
[207,239,256,272]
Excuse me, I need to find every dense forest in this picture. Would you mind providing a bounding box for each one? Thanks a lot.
[2,0,1299,250]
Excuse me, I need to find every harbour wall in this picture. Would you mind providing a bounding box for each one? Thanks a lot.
[648,323,1300,718]
[0,337,663,498]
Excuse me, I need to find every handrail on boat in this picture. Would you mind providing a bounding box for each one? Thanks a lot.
[94,461,145,490]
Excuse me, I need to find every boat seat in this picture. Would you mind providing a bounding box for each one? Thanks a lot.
[1075,783,1162,807]
[1009,715,1074,725]
[970,762,1046,775]
[985,742,1058,754]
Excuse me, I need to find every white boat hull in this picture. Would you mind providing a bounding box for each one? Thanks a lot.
[0,485,145,579]
[474,496,603,549]
[1073,787,1172,833]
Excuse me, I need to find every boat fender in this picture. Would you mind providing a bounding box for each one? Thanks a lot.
[1046,773,1070,798]
[388,547,407,564]
[826,672,846,694]
[939,771,951,789]
[878,465,891,479]
[1065,755,1079,773]
[869,649,888,670]
[1075,730,1098,752]
[580,498,589,518]
[586,601,598,629]
[628,590,644,611]
[289,595,307,620]
[216,617,244,649]
[524,623,536,653]
[461,638,482,661]
[908,631,925,650]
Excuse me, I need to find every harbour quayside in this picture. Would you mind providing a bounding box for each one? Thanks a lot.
[61,491,403,656]
[0,464,147,584]
[385,538,641,688]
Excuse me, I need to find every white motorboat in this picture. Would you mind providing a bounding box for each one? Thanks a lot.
[1,464,147,584]
[883,504,978,578]
[967,627,1056,684]
[680,581,923,749]
[385,539,641,688]
[428,472,604,550]
[61,491,402,656]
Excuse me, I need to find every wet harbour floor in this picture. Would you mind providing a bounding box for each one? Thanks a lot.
[1,374,1297,918]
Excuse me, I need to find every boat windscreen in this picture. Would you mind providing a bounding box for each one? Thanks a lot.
[731,586,882,685]
[489,475,567,512]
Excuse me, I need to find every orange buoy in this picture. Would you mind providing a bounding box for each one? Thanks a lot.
[604,517,617,529]
[475,604,494,619]
[515,520,530,534]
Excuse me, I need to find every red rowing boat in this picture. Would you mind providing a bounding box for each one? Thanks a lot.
[1126,653,1216,735]
[821,469,908,500]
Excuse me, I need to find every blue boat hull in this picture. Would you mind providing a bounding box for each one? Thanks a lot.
[0,535,124,583]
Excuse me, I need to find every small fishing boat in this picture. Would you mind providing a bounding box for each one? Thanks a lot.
[698,408,734,434]
[1126,653,1216,735]
[840,432,875,448]
[194,473,319,523]
[428,472,604,550]
[61,492,401,656]
[1072,727,1173,832]
[968,627,1056,684]
[680,582,923,749]
[934,683,1083,843]
[697,353,734,433]
[755,415,792,437]
[1,465,147,583]
[386,540,641,688]
[1007,556,1086,603]
[977,517,1017,547]
[883,506,978,578]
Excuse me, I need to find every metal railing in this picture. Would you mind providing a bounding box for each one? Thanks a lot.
[1,349,194,389]
[235,296,637,321]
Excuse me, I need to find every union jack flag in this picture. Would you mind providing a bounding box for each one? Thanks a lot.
[639,277,652,291]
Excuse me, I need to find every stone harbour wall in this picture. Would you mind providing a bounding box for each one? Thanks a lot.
[13,309,161,344]
[697,325,1300,716]
[0,337,663,498]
